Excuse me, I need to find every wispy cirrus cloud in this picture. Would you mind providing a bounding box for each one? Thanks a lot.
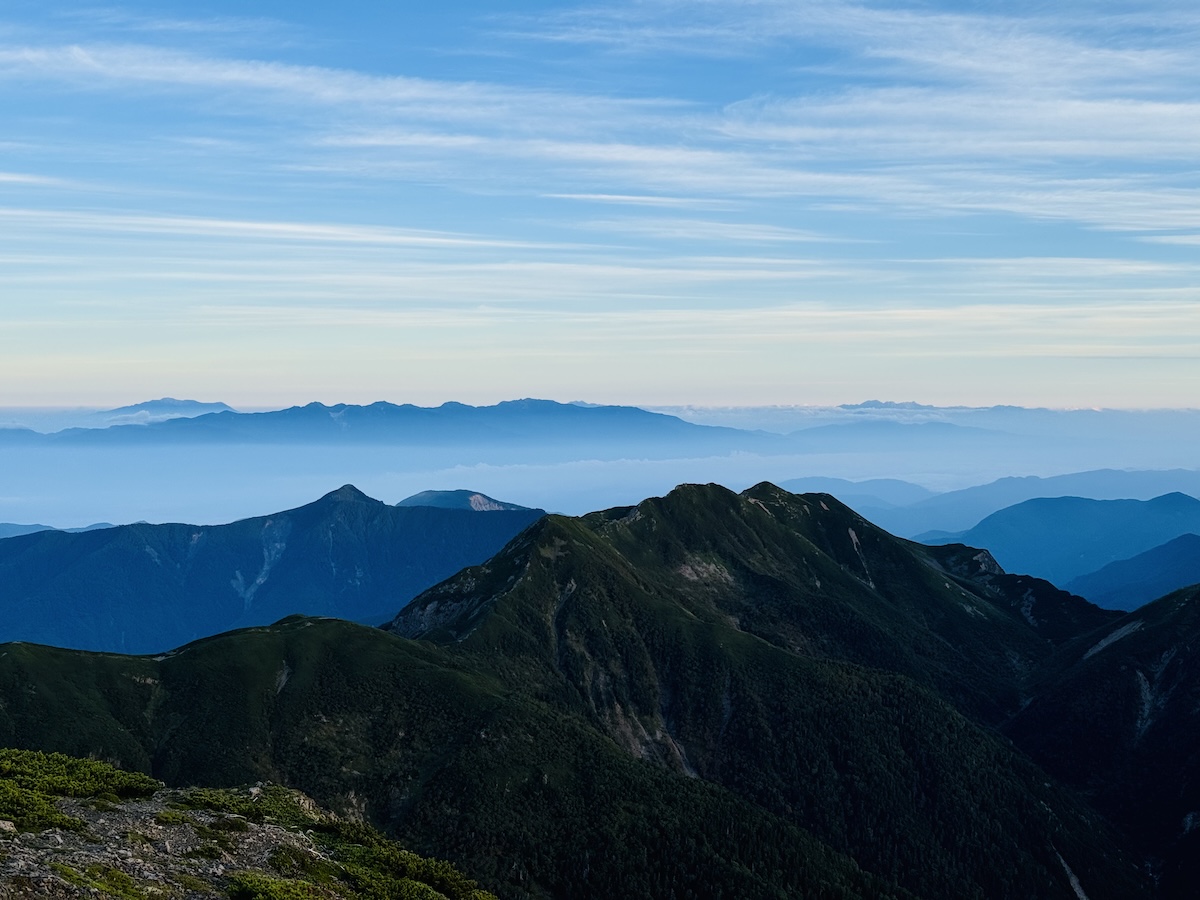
[0,172,71,186]
[0,207,561,249]
[3,4,1199,236]
[2,1,1199,406]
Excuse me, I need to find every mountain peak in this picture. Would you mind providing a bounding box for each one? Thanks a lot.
[396,489,533,512]
[321,484,375,503]
[103,398,235,415]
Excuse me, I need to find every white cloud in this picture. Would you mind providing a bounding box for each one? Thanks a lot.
[574,217,847,243]
[0,207,555,249]
[0,171,70,186]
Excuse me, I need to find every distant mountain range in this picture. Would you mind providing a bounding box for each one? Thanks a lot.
[0,483,1151,899]
[96,397,236,424]
[0,486,543,653]
[397,489,533,511]
[921,493,1200,586]
[778,475,937,509]
[0,521,113,539]
[0,397,236,434]
[861,468,1200,537]
[1065,533,1200,611]
[5,398,1200,528]
[6,399,771,451]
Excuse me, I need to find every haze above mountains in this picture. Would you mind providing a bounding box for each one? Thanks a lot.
[4,397,1198,614]
[3,396,1200,895]
[2,397,1199,530]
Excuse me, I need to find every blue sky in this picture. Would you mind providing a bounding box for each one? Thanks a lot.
[1,0,1198,408]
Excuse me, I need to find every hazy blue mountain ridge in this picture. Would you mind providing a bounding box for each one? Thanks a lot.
[1065,533,1200,611]
[397,490,533,511]
[777,476,936,509]
[0,485,544,653]
[36,399,779,449]
[0,522,116,539]
[865,469,1200,537]
[921,493,1200,586]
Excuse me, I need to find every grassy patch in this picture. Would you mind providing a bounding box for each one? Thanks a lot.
[171,872,214,892]
[155,808,191,826]
[226,871,331,900]
[50,861,154,899]
[179,786,318,829]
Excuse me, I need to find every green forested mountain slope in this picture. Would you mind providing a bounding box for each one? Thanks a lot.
[396,483,1098,723]
[0,619,915,900]
[0,483,1151,899]
[1008,585,1200,898]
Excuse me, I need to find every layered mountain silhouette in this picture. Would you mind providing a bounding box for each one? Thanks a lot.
[21,399,774,451]
[397,490,533,512]
[863,469,1200,537]
[1065,533,1200,611]
[0,486,544,653]
[777,475,936,509]
[0,483,1156,899]
[0,521,116,539]
[921,492,1200,586]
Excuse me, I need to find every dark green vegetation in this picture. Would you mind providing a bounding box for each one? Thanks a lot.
[1009,584,1200,897]
[0,485,543,653]
[0,483,1164,898]
[1065,533,1200,611]
[922,492,1200,586]
[0,749,159,832]
[0,749,494,899]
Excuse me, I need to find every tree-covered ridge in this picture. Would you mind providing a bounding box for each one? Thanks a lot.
[0,483,1160,898]
[0,620,918,899]
[0,484,543,654]
[1008,584,1200,897]
[0,749,495,900]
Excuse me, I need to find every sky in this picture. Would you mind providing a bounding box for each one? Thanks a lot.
[1,0,1198,409]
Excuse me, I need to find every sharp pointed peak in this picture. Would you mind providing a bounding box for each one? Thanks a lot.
[319,484,376,503]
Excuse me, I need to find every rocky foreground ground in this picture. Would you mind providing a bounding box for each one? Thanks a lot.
[0,750,493,900]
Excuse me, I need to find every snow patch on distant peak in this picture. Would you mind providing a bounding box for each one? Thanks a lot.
[1083,620,1143,660]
